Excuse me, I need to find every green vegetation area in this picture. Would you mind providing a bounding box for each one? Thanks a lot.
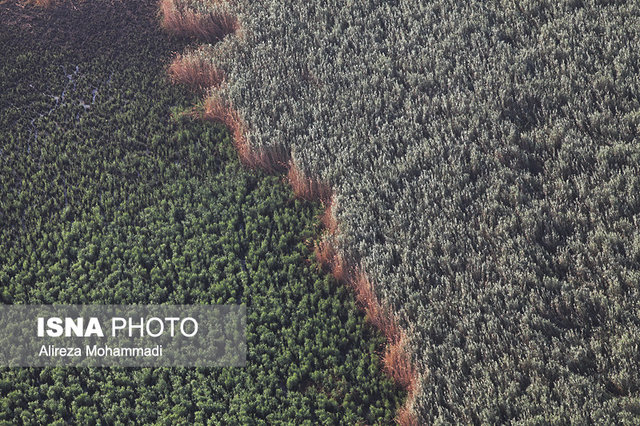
[198,0,640,423]
[0,1,403,423]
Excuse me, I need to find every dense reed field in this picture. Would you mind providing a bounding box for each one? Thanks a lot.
[0,1,404,423]
[164,0,640,423]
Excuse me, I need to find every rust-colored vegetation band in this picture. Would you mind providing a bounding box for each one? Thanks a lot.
[160,0,238,43]
[169,53,225,91]
[314,235,420,426]
[159,0,421,423]
[200,95,290,173]
[286,164,332,203]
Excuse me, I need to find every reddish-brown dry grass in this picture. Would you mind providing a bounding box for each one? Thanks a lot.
[314,237,347,283]
[310,193,421,425]
[320,194,338,234]
[396,402,419,426]
[349,269,419,425]
[201,95,289,172]
[253,144,290,174]
[287,164,332,203]
[160,0,238,42]
[383,338,418,394]
[202,95,249,160]
[350,270,402,344]
[314,234,419,399]
[169,53,224,91]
